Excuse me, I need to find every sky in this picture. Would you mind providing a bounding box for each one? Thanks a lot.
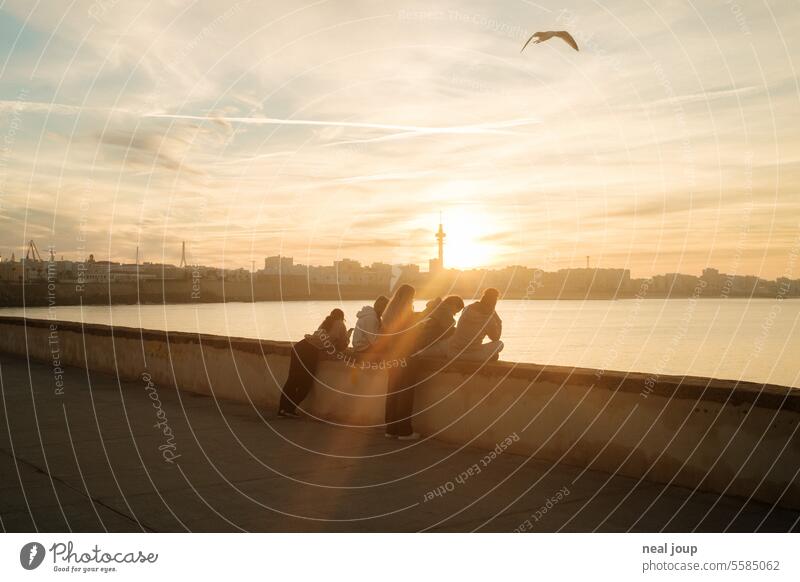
[0,0,798,278]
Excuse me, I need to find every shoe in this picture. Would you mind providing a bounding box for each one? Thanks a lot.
[397,432,421,441]
[385,432,398,439]
[278,409,300,418]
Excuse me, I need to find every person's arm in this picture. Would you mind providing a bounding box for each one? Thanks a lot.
[422,297,441,317]
[487,312,502,341]
[333,321,349,352]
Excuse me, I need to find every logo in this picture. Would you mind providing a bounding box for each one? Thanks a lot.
[20,542,46,570]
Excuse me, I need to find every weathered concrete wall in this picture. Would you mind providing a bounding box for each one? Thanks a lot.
[1,316,798,510]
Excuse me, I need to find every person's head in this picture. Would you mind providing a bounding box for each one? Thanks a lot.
[479,288,500,311]
[373,295,390,318]
[391,284,415,306]
[441,295,465,315]
[382,284,416,327]
[320,308,345,332]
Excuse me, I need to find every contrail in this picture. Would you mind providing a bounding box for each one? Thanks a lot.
[143,113,538,136]
[212,150,299,165]
[322,117,540,147]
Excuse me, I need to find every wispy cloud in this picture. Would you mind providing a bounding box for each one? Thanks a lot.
[212,150,299,166]
[97,128,204,176]
[647,85,761,108]
[332,170,436,184]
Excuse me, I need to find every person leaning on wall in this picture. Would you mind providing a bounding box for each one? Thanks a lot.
[278,308,350,418]
[448,288,504,363]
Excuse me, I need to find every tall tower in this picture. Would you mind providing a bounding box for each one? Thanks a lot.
[179,241,187,268]
[436,213,446,270]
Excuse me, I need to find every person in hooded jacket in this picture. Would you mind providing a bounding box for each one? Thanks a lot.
[352,295,389,354]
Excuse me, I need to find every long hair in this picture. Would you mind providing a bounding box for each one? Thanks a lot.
[381,284,415,331]
[319,308,345,333]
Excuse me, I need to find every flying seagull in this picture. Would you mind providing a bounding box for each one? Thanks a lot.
[521,31,580,52]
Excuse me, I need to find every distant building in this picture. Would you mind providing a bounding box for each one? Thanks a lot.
[701,268,722,293]
[428,217,446,274]
[653,273,700,295]
[0,258,24,283]
[555,268,630,293]
[223,268,250,282]
[263,255,294,275]
[778,277,800,296]
[334,259,362,285]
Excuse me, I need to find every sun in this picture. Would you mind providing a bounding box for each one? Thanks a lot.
[439,207,499,270]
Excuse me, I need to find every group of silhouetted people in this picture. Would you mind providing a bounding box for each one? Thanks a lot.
[278,286,504,440]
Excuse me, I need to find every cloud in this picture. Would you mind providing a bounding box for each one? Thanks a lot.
[212,150,299,166]
[597,190,756,220]
[322,117,540,147]
[96,127,204,176]
[332,170,436,184]
[0,100,85,115]
[143,112,538,137]
[646,85,761,108]
[0,0,797,276]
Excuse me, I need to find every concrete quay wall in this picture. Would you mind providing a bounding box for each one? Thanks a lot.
[1,316,797,509]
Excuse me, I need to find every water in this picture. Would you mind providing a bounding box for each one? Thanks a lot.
[2,299,798,387]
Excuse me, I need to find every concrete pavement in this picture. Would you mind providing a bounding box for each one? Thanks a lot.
[1,354,797,532]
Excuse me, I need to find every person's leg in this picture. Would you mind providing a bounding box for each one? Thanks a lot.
[456,340,505,362]
[292,340,321,408]
[480,340,504,362]
[386,360,417,437]
[278,343,304,413]
[279,339,319,414]
[395,373,416,436]
[384,366,401,434]
[278,387,294,414]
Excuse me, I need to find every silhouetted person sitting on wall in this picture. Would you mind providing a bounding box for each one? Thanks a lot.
[379,285,438,440]
[449,288,504,362]
[415,295,465,357]
[352,295,390,355]
[278,308,350,418]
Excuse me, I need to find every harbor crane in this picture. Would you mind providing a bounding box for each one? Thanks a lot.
[25,240,43,262]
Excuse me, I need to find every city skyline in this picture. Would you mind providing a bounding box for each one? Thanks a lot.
[2,234,798,290]
[0,1,798,279]
[0,196,796,285]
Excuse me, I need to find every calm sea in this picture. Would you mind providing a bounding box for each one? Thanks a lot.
[1,299,797,387]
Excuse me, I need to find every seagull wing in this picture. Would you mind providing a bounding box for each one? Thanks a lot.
[520,32,538,53]
[555,31,579,51]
